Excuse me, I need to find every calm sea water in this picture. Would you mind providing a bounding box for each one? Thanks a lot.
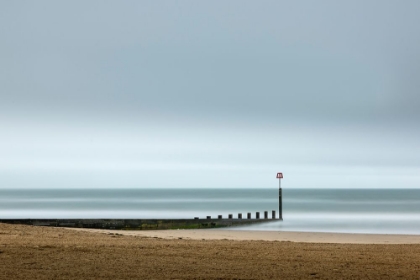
[1,188,420,235]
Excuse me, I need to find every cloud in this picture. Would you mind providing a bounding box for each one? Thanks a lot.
[1,1,420,124]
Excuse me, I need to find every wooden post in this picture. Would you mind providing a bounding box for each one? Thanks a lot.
[256,212,260,219]
[206,216,211,220]
[264,211,268,219]
[238,213,242,219]
[218,215,222,219]
[276,172,284,221]
[228,214,233,219]
[272,210,276,219]
[279,187,282,220]
[247,212,251,219]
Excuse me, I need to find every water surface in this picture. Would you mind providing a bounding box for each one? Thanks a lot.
[1,188,419,234]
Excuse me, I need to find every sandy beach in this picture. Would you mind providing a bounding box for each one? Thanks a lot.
[71,227,420,244]
[2,223,420,279]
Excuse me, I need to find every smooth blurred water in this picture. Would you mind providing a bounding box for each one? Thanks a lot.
[1,188,420,234]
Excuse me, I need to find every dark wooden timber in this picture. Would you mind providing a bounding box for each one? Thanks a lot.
[279,187,283,220]
[0,218,278,230]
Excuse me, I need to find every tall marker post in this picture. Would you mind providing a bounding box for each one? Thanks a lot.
[276,172,283,220]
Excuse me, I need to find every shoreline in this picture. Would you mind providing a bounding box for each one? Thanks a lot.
[68,228,420,244]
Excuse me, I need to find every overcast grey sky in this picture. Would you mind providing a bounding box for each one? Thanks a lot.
[1,1,419,189]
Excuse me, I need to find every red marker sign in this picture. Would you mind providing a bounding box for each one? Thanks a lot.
[276,172,283,179]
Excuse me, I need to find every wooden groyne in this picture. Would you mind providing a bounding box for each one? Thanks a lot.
[0,212,278,230]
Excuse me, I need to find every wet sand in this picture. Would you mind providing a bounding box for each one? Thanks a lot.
[1,223,420,279]
[72,227,420,244]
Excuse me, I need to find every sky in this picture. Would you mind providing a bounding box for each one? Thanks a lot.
[1,1,419,189]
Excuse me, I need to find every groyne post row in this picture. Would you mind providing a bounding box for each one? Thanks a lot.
[198,210,276,220]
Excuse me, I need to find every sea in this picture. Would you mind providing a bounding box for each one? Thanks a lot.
[1,188,420,235]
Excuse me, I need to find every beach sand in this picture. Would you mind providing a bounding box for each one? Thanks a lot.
[1,223,420,279]
[71,227,420,244]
